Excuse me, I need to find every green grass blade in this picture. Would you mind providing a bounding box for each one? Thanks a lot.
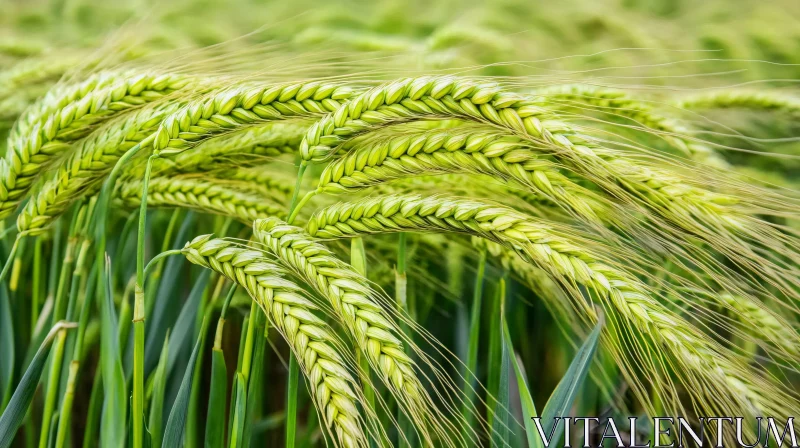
[229,372,248,448]
[145,213,196,373]
[161,317,208,448]
[539,321,603,447]
[99,256,128,448]
[204,348,227,448]
[463,250,486,435]
[0,284,13,412]
[490,279,510,448]
[0,322,76,448]
[284,356,299,448]
[487,277,503,427]
[503,313,541,448]
[148,332,170,448]
[166,271,210,377]
[242,319,267,448]
[82,372,103,448]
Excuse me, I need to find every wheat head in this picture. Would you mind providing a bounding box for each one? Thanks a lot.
[181,235,368,448]
[17,103,183,234]
[254,217,468,447]
[0,71,193,217]
[304,193,799,424]
[117,176,286,223]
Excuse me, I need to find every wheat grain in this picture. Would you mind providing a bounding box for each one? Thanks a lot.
[181,235,368,448]
[299,76,799,296]
[170,121,307,170]
[304,193,799,424]
[117,176,286,223]
[719,293,800,358]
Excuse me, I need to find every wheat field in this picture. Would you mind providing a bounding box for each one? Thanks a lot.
[0,0,799,447]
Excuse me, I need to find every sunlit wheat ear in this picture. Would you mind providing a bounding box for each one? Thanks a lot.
[253,217,474,448]
[149,81,355,154]
[116,176,287,223]
[17,102,185,235]
[304,193,800,429]
[315,125,613,226]
[181,235,371,448]
[531,84,727,167]
[0,71,196,218]
[673,89,800,115]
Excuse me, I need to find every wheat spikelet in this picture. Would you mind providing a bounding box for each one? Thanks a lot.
[253,217,469,447]
[316,126,612,225]
[117,176,286,223]
[17,103,183,234]
[181,235,368,448]
[0,71,194,217]
[304,193,800,426]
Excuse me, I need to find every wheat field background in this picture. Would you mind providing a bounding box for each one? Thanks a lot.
[0,0,798,446]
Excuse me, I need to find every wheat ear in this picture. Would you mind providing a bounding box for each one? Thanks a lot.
[295,75,738,232]
[17,103,183,234]
[170,121,307,170]
[533,84,727,166]
[181,235,368,448]
[150,81,353,154]
[674,89,800,115]
[304,193,799,423]
[315,126,612,225]
[299,76,798,295]
[0,71,193,217]
[254,217,470,447]
[116,176,286,223]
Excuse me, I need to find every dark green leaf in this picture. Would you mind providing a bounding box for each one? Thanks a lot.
[161,317,208,448]
[539,321,603,447]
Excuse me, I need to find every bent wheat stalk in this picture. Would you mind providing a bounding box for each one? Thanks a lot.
[181,235,369,448]
[304,193,800,429]
[117,176,286,223]
[253,217,472,447]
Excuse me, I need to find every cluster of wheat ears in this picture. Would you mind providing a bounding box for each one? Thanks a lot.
[0,2,799,447]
